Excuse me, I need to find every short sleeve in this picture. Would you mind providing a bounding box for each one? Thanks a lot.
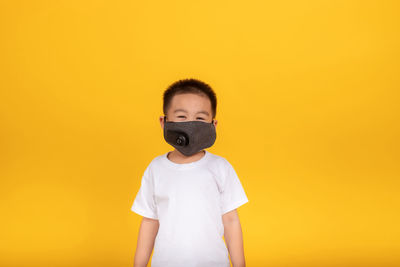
[131,165,158,220]
[220,160,249,215]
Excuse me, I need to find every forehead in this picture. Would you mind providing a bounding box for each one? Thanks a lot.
[169,93,212,113]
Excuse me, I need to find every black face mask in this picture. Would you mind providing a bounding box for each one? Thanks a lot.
[163,116,216,156]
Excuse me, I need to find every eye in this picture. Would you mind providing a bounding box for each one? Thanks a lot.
[197,117,205,120]
[177,116,186,118]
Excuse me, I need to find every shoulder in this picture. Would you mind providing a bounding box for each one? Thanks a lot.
[205,151,234,171]
[140,153,167,175]
[148,153,166,166]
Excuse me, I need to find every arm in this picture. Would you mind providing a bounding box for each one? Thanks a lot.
[134,217,159,267]
[222,209,246,267]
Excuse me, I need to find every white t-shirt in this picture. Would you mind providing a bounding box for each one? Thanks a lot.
[131,150,249,267]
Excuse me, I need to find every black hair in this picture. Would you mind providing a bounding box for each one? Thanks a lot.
[163,78,217,119]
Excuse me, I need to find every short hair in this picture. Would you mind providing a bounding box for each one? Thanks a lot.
[163,78,217,119]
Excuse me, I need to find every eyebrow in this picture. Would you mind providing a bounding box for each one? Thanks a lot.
[173,109,210,116]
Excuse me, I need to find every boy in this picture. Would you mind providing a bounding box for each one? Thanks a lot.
[131,78,249,267]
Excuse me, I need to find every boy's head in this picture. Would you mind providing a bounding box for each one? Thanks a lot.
[160,78,218,127]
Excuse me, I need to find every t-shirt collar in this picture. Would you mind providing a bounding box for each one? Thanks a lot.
[162,150,210,170]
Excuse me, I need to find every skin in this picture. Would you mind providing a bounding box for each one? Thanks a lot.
[134,93,246,267]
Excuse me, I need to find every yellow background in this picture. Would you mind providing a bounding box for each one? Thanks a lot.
[1,0,399,266]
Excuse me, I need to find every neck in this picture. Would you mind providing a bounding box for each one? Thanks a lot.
[167,149,205,164]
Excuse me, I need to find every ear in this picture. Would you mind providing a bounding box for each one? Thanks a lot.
[159,116,165,129]
[213,119,218,127]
